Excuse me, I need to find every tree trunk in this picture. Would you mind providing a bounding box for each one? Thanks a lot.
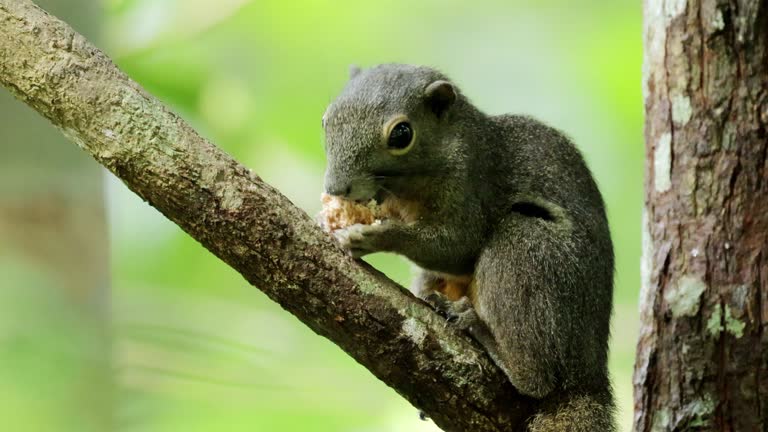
[636,0,768,431]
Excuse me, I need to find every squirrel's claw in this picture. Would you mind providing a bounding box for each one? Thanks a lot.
[424,292,453,312]
[425,294,479,331]
[445,305,479,331]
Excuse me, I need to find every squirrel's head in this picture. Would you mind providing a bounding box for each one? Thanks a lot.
[322,64,463,202]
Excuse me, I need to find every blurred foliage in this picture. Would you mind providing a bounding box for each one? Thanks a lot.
[2,0,644,431]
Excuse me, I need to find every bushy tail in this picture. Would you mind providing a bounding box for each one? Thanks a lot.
[527,390,615,432]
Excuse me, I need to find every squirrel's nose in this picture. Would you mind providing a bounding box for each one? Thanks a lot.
[325,183,352,198]
[324,171,352,197]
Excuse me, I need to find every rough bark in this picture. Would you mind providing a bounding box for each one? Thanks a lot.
[636,0,768,431]
[0,1,536,430]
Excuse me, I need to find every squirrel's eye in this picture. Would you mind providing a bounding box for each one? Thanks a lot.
[388,122,413,150]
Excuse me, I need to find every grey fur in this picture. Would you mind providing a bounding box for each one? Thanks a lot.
[322,64,615,431]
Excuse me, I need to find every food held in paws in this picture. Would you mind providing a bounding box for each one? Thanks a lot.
[319,193,381,232]
[318,193,424,233]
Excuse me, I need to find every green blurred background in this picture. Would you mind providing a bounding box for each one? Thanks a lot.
[0,0,642,430]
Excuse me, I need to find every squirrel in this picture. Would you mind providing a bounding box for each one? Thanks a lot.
[321,64,615,432]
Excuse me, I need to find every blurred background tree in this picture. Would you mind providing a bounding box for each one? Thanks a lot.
[1,0,642,431]
[0,0,111,431]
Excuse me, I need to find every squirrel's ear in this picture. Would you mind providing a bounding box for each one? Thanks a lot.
[424,80,456,117]
[349,65,362,80]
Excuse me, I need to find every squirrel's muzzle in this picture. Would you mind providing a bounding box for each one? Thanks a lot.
[324,171,377,202]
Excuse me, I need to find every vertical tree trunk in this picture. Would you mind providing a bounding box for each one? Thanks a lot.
[636,0,767,430]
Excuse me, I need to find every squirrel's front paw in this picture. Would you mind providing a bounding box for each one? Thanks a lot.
[333,223,389,258]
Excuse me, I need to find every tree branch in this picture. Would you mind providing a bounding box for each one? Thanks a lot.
[0,1,534,430]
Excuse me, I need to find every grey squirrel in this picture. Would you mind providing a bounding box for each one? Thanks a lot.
[321,64,615,432]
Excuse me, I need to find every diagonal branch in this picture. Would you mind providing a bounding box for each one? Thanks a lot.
[0,1,535,430]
